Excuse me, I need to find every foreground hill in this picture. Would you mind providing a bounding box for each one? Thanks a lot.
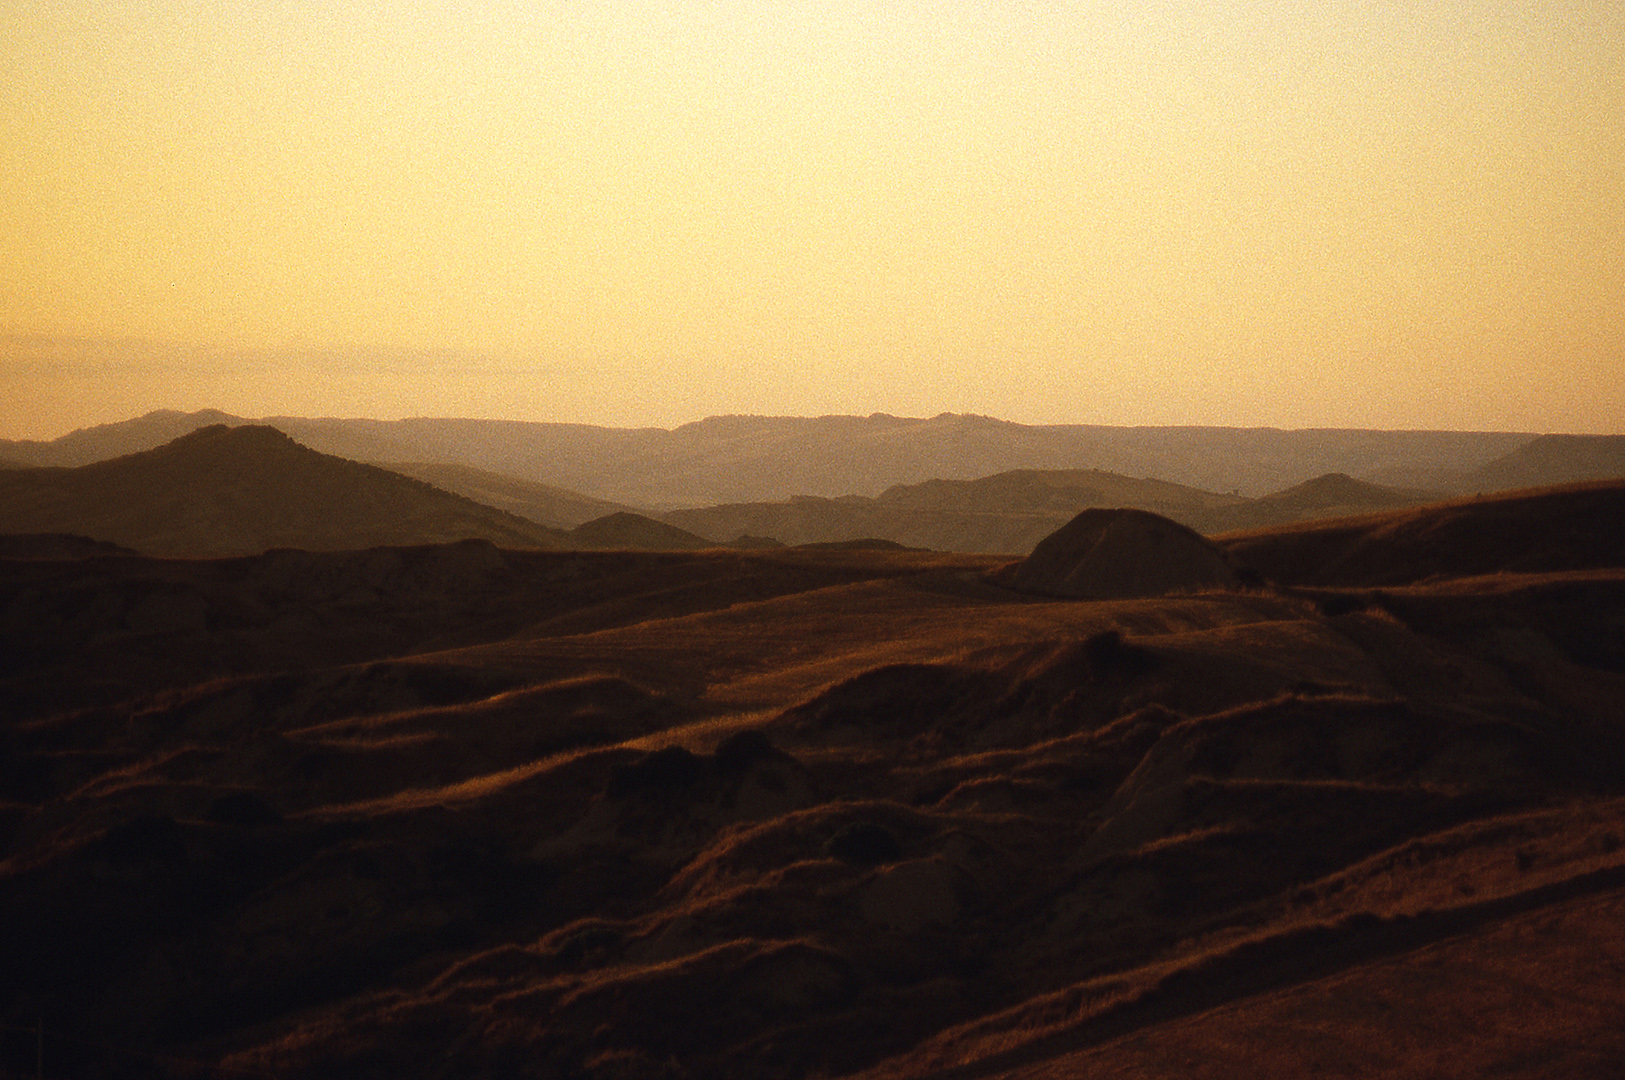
[0,425,573,557]
[1220,479,1625,587]
[2,408,1540,503]
[3,486,1624,1078]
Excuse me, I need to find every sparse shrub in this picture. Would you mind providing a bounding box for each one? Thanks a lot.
[714,729,777,775]
[557,925,623,968]
[94,814,187,865]
[1234,566,1269,590]
[1082,629,1158,679]
[207,791,283,828]
[1315,593,1368,617]
[606,746,704,798]
[825,822,902,866]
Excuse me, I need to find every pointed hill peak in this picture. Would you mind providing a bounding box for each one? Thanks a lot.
[1258,472,1427,508]
[569,512,713,550]
[0,426,571,557]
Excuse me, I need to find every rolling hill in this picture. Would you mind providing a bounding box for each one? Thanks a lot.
[664,468,1246,553]
[0,424,573,557]
[1219,479,1625,587]
[1,409,1541,505]
[3,484,1623,1078]
[380,460,643,528]
[1186,471,1437,534]
[1465,433,1625,492]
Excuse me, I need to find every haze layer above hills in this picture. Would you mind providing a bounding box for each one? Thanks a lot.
[6,408,1590,506]
[3,483,1624,1078]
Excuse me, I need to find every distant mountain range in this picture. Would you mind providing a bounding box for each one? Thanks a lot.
[0,426,725,559]
[2,412,1620,558]
[663,469,1244,553]
[5,408,1592,505]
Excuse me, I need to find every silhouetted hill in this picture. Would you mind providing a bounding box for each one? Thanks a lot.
[0,425,573,557]
[568,512,713,550]
[3,409,1537,505]
[1003,507,1240,598]
[1190,472,1436,533]
[0,533,140,560]
[1466,433,1625,491]
[380,460,642,528]
[1220,479,1625,586]
[665,468,1244,554]
[0,408,243,466]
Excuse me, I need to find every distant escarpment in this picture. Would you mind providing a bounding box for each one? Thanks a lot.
[1,408,1545,503]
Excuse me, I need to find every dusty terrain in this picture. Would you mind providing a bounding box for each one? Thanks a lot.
[2,483,1624,1078]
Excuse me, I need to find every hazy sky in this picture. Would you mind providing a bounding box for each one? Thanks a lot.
[3,1,1622,439]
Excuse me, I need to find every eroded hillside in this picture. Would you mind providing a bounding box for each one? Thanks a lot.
[2,486,1624,1078]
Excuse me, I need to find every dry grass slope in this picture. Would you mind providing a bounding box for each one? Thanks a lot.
[1,482,1622,1078]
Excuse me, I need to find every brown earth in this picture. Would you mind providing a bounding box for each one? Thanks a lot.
[2,484,1623,1078]
[1219,479,1625,587]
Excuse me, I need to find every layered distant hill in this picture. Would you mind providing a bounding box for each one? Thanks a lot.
[0,425,573,558]
[380,460,640,529]
[1464,433,1625,493]
[567,511,714,551]
[1186,472,1436,534]
[666,469,1446,554]
[0,409,1564,505]
[664,468,1247,553]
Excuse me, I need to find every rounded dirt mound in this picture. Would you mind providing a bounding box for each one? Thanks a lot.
[1009,507,1239,599]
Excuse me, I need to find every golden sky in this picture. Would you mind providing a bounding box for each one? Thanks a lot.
[3,1,1622,439]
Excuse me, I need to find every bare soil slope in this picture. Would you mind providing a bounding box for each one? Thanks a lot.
[1221,479,1625,587]
[2,485,1623,1078]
